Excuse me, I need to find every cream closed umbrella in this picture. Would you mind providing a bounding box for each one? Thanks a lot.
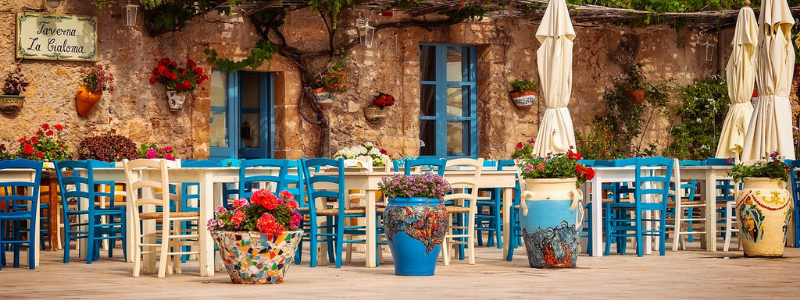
[531,0,577,157]
[741,0,796,161]
[715,5,758,160]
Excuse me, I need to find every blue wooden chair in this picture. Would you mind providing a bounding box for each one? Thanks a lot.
[299,158,367,268]
[789,160,800,248]
[404,157,447,176]
[220,158,240,201]
[0,159,43,270]
[475,160,505,248]
[605,157,673,256]
[294,158,334,267]
[55,160,127,264]
[237,158,288,202]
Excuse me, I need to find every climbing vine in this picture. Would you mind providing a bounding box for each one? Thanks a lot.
[665,75,730,160]
[204,40,279,73]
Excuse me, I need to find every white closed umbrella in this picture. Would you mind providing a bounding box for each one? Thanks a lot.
[531,0,577,157]
[741,0,796,161]
[716,5,758,160]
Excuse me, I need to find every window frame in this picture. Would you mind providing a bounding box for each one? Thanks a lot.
[418,43,478,158]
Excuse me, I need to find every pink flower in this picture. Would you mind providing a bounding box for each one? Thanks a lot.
[536,164,545,171]
[146,148,158,159]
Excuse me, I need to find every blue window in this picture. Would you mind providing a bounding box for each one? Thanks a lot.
[419,44,478,158]
[209,70,274,160]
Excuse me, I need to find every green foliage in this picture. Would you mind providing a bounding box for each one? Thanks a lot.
[311,52,351,93]
[563,0,790,13]
[575,116,627,160]
[729,152,789,183]
[306,0,355,29]
[511,138,536,160]
[665,74,730,160]
[205,40,278,73]
[509,78,538,94]
[440,6,489,22]
[577,63,669,159]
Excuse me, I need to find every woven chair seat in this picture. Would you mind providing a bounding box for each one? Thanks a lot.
[139,211,200,220]
[445,206,470,214]
[315,208,367,216]
[349,206,386,213]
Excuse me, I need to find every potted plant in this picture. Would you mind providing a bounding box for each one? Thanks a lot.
[137,143,178,161]
[378,172,451,276]
[364,92,395,122]
[76,64,115,117]
[208,189,303,284]
[310,54,350,108]
[149,58,208,111]
[15,123,73,166]
[1,67,30,114]
[514,146,593,268]
[509,78,538,108]
[78,130,141,162]
[333,142,391,167]
[728,151,792,257]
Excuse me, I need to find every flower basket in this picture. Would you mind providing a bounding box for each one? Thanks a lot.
[212,230,303,284]
[76,85,102,117]
[0,95,25,114]
[364,106,387,122]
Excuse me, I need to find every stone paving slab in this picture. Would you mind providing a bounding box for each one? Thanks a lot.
[1,245,798,299]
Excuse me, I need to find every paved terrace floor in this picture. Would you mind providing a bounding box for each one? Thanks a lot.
[1,241,798,299]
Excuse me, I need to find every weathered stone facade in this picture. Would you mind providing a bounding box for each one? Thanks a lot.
[1,1,796,160]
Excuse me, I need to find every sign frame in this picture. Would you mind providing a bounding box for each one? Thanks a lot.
[15,12,98,62]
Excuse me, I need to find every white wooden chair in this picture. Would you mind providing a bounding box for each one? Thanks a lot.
[442,158,483,265]
[122,159,200,278]
[671,159,707,251]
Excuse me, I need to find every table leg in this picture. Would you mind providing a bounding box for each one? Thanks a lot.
[365,189,377,268]
[198,172,214,276]
[705,172,718,252]
[590,178,603,257]
[502,187,512,261]
[47,177,59,251]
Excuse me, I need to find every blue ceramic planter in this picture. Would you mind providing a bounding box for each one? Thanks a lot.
[520,178,583,268]
[383,197,447,276]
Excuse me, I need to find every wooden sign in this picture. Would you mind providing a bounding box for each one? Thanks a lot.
[16,12,98,62]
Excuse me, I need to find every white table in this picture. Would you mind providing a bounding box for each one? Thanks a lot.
[0,168,41,267]
[675,165,734,252]
[328,170,517,267]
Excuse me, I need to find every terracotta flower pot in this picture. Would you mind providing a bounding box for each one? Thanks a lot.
[76,85,102,117]
[627,89,645,103]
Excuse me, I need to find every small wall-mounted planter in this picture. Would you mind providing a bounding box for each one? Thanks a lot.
[313,87,334,108]
[76,85,102,117]
[626,89,645,103]
[364,106,388,122]
[511,91,537,108]
[0,95,25,114]
[167,90,186,111]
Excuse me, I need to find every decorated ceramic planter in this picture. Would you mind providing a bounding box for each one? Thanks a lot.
[312,88,334,108]
[212,230,303,284]
[0,95,25,114]
[511,93,537,107]
[383,197,447,276]
[519,178,583,268]
[167,90,186,111]
[76,85,102,116]
[364,106,388,122]
[736,178,793,257]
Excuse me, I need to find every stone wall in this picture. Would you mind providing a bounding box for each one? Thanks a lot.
[0,1,795,161]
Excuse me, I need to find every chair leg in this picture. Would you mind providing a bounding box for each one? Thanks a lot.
[672,203,682,252]
[635,212,643,257]
[468,211,476,265]
[157,230,170,278]
[442,214,452,266]
[334,216,344,269]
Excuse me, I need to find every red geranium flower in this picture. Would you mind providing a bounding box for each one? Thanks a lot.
[55,124,63,131]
